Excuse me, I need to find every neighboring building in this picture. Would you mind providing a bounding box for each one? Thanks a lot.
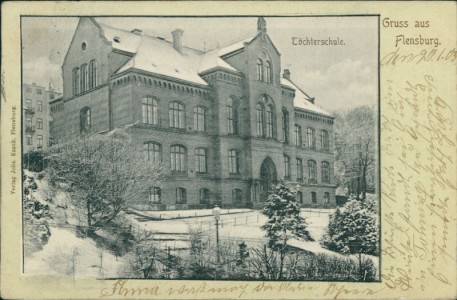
[51,17,336,210]
[22,83,61,152]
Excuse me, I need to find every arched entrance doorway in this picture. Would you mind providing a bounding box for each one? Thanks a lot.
[260,157,277,202]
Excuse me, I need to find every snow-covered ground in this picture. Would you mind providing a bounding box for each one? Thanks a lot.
[24,227,124,278]
[128,208,252,220]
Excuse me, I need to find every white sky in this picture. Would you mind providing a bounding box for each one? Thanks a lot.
[22,16,378,112]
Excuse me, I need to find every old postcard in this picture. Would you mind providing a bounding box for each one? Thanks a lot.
[1,1,456,299]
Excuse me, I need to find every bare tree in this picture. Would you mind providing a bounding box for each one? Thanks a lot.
[47,129,166,229]
[334,106,375,199]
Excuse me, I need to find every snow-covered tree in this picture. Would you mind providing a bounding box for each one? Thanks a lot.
[47,130,166,229]
[321,196,379,280]
[261,181,313,279]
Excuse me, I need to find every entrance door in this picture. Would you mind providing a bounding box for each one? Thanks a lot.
[260,157,277,202]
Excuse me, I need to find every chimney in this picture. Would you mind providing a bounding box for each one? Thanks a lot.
[172,29,184,53]
[283,69,291,80]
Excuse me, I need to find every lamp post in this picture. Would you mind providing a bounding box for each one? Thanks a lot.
[212,205,221,265]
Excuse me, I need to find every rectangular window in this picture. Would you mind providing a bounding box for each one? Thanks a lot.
[297,191,303,204]
[324,192,330,204]
[26,118,32,128]
[311,192,317,204]
[296,158,303,181]
[26,100,32,109]
[26,135,32,145]
[307,127,316,149]
[176,187,187,204]
[37,101,43,112]
[195,148,207,173]
[193,106,206,132]
[232,189,243,203]
[149,187,161,203]
[228,150,239,174]
[26,87,32,93]
[37,118,43,129]
[284,155,290,179]
[308,160,317,184]
[37,135,43,147]
[200,188,210,204]
[171,145,186,172]
[37,89,42,95]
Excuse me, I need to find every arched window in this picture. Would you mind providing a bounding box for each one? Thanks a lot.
[72,67,80,95]
[81,64,88,92]
[321,130,329,151]
[265,61,272,83]
[169,102,185,129]
[193,106,206,132]
[228,150,239,174]
[282,109,289,143]
[256,59,264,81]
[143,142,161,165]
[308,160,317,184]
[232,189,243,203]
[256,104,264,137]
[170,145,186,172]
[149,187,161,203]
[296,158,303,181]
[294,124,302,146]
[142,97,159,125]
[176,187,187,204]
[200,188,210,204]
[283,155,290,179]
[80,107,90,133]
[307,127,316,149]
[227,97,238,134]
[89,60,97,88]
[321,161,330,183]
[195,148,207,173]
[266,105,274,138]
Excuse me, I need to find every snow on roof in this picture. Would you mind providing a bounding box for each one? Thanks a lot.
[117,37,209,85]
[98,23,142,53]
[281,77,333,117]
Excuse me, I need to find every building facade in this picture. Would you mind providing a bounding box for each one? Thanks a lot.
[51,17,336,210]
[23,83,61,153]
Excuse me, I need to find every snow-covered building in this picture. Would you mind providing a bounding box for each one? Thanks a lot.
[51,17,336,210]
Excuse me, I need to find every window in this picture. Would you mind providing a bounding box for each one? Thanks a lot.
[49,94,55,100]
[307,127,316,149]
[26,135,32,145]
[37,101,43,112]
[321,161,330,183]
[195,148,207,173]
[308,160,317,184]
[283,155,290,179]
[282,109,289,143]
[227,97,238,134]
[256,104,264,137]
[37,89,42,95]
[256,59,264,81]
[142,97,159,125]
[37,118,43,129]
[228,150,239,174]
[266,105,274,138]
[143,142,161,165]
[82,42,87,50]
[170,145,186,172]
[148,187,161,203]
[232,189,243,203]
[37,135,43,147]
[324,192,330,204]
[89,60,97,88]
[200,188,210,204]
[193,106,206,132]
[296,158,303,181]
[311,192,317,204]
[81,64,88,92]
[169,102,185,129]
[80,107,91,133]
[294,125,302,146]
[297,191,303,204]
[26,87,32,93]
[72,67,80,95]
[321,130,329,151]
[26,100,32,109]
[176,187,187,204]
[26,118,32,128]
[265,61,272,83]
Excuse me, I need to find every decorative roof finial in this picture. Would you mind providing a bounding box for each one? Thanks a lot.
[257,17,266,33]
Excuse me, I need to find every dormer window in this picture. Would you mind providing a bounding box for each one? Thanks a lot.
[113,36,120,43]
[81,42,87,50]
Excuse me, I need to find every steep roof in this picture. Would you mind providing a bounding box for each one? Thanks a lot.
[281,77,333,117]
